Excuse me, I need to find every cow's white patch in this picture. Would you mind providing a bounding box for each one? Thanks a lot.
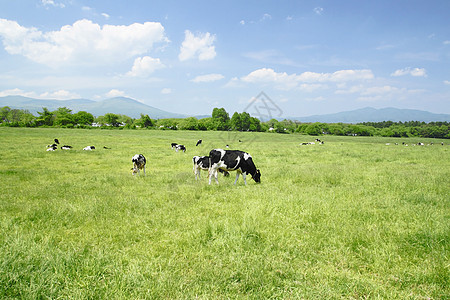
[217,148,226,159]
[243,152,252,160]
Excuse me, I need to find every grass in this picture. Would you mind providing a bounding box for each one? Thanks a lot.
[0,127,449,298]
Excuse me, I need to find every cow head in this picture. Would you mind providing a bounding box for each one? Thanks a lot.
[252,169,261,183]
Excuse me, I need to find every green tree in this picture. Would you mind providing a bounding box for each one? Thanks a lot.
[137,114,153,128]
[249,117,261,132]
[0,106,11,123]
[197,117,215,130]
[36,107,54,126]
[230,112,242,131]
[305,123,322,135]
[104,113,120,127]
[179,117,198,130]
[53,107,74,127]
[73,111,94,125]
[240,112,251,131]
[212,107,230,130]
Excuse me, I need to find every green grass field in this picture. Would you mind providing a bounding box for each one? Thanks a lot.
[0,127,448,299]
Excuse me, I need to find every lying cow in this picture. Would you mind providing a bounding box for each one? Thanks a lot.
[175,144,186,152]
[193,155,229,180]
[132,154,146,176]
[208,149,261,185]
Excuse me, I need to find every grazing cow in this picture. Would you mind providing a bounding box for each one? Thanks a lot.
[208,149,261,185]
[83,146,95,150]
[61,145,72,150]
[171,143,178,149]
[192,156,229,180]
[175,144,186,152]
[132,154,146,176]
[196,139,202,146]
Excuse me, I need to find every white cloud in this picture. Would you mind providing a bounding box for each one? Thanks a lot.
[101,13,110,19]
[314,7,324,15]
[105,89,126,98]
[178,30,216,61]
[240,20,245,25]
[126,56,165,77]
[41,0,65,8]
[0,18,168,67]
[260,14,272,21]
[0,88,79,100]
[361,85,399,95]
[191,73,224,83]
[444,40,450,45]
[39,90,80,99]
[444,80,450,85]
[306,96,325,102]
[161,88,172,94]
[0,88,36,98]
[223,77,242,88]
[241,68,374,90]
[391,67,427,77]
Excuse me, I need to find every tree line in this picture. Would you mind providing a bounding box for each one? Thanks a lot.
[1,106,449,139]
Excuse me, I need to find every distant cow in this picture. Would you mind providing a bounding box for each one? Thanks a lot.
[83,146,95,150]
[208,149,261,185]
[193,155,229,180]
[171,143,178,149]
[175,144,186,152]
[196,139,202,146]
[61,145,72,150]
[132,154,146,176]
[46,145,57,151]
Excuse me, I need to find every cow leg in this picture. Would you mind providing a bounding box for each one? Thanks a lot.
[143,165,146,176]
[242,173,247,185]
[208,168,213,184]
[214,169,219,184]
[234,172,240,185]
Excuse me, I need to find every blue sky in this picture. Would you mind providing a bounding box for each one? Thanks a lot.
[0,0,449,118]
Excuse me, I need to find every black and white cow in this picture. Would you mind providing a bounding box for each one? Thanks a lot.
[175,144,186,152]
[83,146,95,150]
[193,156,229,180]
[132,154,146,176]
[46,145,57,151]
[61,145,72,150]
[171,142,178,149]
[208,149,261,185]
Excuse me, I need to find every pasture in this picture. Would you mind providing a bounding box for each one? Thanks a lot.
[0,127,448,299]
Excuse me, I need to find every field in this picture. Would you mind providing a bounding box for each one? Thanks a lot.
[0,127,448,299]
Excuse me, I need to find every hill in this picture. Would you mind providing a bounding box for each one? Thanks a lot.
[290,107,450,123]
[0,96,184,119]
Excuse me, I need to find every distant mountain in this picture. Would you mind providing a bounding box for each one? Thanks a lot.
[0,95,184,119]
[290,107,450,123]
[2,96,449,123]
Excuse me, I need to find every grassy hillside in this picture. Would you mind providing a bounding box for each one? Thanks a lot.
[0,128,448,298]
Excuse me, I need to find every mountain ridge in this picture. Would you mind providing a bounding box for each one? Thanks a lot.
[1,96,449,122]
[288,107,450,123]
[0,95,184,119]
